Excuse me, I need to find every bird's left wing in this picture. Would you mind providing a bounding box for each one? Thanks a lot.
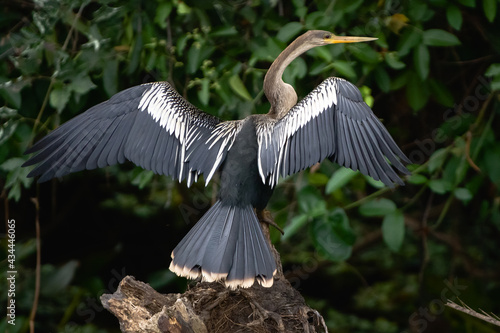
[257,77,410,187]
[23,82,240,186]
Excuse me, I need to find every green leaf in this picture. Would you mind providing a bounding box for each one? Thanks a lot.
[131,170,154,189]
[406,72,429,111]
[69,75,96,95]
[186,43,214,75]
[360,86,374,108]
[326,168,358,194]
[177,1,191,14]
[382,210,405,252]
[229,74,252,101]
[198,78,210,105]
[397,28,422,57]
[283,214,308,240]
[5,167,21,189]
[364,175,386,189]
[0,79,26,109]
[454,187,472,202]
[414,44,430,80]
[297,185,327,218]
[307,172,329,186]
[407,174,428,185]
[458,0,476,7]
[210,26,238,37]
[485,63,500,76]
[483,145,500,187]
[491,80,500,92]
[176,34,190,56]
[0,120,18,146]
[331,60,357,80]
[16,239,37,261]
[446,5,463,30]
[305,11,334,29]
[429,79,455,107]
[283,57,307,84]
[359,198,396,217]
[347,44,381,64]
[0,106,17,118]
[423,29,460,46]
[390,71,409,90]
[7,182,21,201]
[408,2,431,21]
[127,33,142,75]
[154,2,172,29]
[293,0,307,19]
[187,44,201,74]
[385,52,406,70]
[276,22,303,43]
[428,179,452,194]
[374,67,391,93]
[2,158,33,201]
[328,211,356,246]
[428,148,449,173]
[485,64,500,91]
[49,84,71,113]
[336,0,364,13]
[483,0,497,22]
[313,46,333,63]
[41,260,79,296]
[0,157,25,171]
[103,58,118,97]
[310,208,354,262]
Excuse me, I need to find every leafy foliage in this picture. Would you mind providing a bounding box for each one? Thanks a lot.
[1,0,500,332]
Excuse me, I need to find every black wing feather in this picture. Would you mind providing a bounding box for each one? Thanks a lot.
[258,77,410,187]
[23,82,234,185]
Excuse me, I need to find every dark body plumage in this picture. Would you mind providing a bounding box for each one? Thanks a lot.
[23,30,410,289]
[219,117,274,209]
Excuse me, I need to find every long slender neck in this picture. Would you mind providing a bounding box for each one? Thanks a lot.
[264,34,316,118]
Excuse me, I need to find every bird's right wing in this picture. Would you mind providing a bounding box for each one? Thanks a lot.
[257,77,410,187]
[23,82,240,186]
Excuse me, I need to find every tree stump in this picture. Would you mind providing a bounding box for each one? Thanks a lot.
[101,218,328,333]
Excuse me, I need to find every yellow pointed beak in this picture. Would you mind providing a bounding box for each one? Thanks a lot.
[326,35,378,44]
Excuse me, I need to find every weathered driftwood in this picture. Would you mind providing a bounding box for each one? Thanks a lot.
[101,218,328,333]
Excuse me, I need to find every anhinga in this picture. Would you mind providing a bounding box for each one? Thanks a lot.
[23,30,410,289]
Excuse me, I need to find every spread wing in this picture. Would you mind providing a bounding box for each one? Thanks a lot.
[23,82,241,186]
[257,77,410,187]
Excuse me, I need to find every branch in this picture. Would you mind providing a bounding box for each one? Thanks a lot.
[101,275,328,333]
[101,276,207,333]
[446,299,500,327]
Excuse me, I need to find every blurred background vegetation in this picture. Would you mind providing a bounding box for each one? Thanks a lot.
[1,0,500,332]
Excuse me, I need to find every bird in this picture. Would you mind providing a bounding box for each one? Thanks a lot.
[23,30,410,289]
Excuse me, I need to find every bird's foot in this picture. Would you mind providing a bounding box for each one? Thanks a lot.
[256,209,284,235]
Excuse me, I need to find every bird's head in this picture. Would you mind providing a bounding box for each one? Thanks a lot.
[305,30,377,46]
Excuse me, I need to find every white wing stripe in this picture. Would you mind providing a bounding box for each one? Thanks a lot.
[257,77,408,188]
[136,83,235,185]
[256,78,339,186]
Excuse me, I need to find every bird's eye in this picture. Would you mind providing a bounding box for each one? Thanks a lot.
[324,34,332,39]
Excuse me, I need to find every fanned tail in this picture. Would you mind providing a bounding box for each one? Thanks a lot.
[169,200,277,289]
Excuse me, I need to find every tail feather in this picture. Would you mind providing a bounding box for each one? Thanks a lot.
[170,200,276,289]
[204,206,237,279]
[170,202,221,278]
[226,207,275,288]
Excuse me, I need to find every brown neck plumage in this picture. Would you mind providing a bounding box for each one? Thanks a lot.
[263,32,317,118]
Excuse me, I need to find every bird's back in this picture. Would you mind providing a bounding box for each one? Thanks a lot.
[218,116,274,209]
